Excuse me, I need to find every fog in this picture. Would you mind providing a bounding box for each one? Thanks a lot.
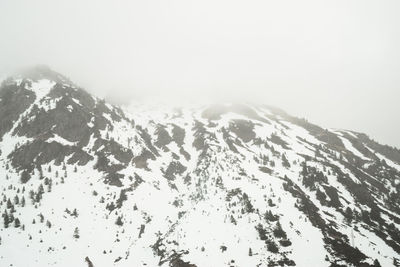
[0,0,399,147]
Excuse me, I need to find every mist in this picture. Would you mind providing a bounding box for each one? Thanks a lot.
[0,0,399,147]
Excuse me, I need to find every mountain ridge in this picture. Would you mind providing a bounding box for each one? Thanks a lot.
[0,66,399,267]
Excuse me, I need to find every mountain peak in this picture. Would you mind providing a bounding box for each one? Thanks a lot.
[8,65,74,86]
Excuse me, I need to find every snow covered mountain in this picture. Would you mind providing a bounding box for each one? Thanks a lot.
[0,66,399,267]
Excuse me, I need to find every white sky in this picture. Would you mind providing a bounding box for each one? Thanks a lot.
[0,0,399,147]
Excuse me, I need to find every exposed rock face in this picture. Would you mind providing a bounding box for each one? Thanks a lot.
[0,80,36,139]
[0,67,399,267]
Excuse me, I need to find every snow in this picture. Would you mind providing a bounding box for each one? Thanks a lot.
[0,81,399,267]
[350,226,399,267]
[27,79,56,100]
[72,98,82,106]
[374,151,400,172]
[338,135,370,160]
[46,134,77,146]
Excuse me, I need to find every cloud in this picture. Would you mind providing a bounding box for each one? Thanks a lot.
[0,0,399,147]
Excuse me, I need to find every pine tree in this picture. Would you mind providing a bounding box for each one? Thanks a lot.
[282,154,290,168]
[8,213,14,224]
[6,199,12,209]
[9,204,15,213]
[14,195,19,205]
[36,184,45,203]
[71,209,78,217]
[301,161,308,177]
[38,165,43,179]
[255,224,267,241]
[270,160,275,167]
[20,171,30,183]
[345,207,353,222]
[73,227,80,239]
[373,259,381,267]
[248,248,253,256]
[14,218,20,228]
[265,210,278,221]
[3,211,9,228]
[35,193,41,203]
[38,184,44,195]
[273,221,287,239]
[115,216,123,226]
[266,240,279,253]
[47,179,52,192]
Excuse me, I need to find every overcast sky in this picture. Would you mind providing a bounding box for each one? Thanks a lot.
[0,0,399,147]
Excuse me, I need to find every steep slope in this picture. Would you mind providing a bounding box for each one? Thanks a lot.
[0,67,399,267]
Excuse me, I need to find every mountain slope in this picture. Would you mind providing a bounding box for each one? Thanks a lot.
[0,67,399,267]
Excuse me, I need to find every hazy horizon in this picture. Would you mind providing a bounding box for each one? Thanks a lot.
[0,0,399,148]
